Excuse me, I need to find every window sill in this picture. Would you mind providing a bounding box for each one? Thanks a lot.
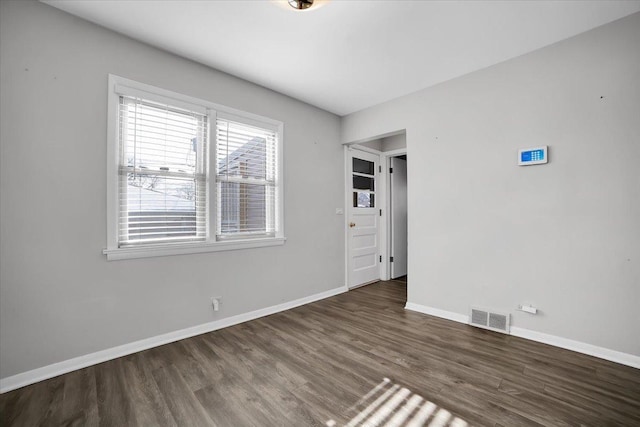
[103,237,286,261]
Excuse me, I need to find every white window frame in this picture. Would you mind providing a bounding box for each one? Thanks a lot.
[104,75,285,261]
[215,112,280,240]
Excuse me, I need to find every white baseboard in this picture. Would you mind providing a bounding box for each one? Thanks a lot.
[404,302,469,324]
[510,327,640,369]
[404,302,640,370]
[0,285,347,394]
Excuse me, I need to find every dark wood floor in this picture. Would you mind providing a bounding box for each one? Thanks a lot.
[2,280,640,426]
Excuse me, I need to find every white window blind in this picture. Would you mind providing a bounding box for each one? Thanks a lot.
[118,95,208,247]
[216,118,277,237]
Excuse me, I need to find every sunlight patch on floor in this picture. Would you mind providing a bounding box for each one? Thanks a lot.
[326,378,468,427]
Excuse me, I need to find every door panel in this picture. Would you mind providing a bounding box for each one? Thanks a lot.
[348,150,380,288]
[391,157,408,278]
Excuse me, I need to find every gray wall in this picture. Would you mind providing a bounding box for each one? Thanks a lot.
[0,0,344,379]
[356,134,406,152]
[358,138,383,151]
[381,134,406,152]
[342,13,640,356]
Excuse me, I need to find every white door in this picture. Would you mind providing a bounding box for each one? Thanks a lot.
[390,157,408,278]
[348,149,380,288]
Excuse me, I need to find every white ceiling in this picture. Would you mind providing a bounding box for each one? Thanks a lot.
[43,0,640,116]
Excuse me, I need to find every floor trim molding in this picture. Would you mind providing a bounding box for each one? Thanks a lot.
[404,302,468,324]
[0,285,347,394]
[405,302,640,369]
[510,327,640,369]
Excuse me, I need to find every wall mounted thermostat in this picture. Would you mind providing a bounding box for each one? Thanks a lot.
[518,146,548,166]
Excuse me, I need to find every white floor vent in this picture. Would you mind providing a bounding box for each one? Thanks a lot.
[469,306,510,334]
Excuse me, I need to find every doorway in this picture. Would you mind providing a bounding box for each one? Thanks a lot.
[345,132,407,289]
[389,155,408,279]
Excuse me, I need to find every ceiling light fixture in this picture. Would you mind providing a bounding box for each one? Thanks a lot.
[288,0,314,10]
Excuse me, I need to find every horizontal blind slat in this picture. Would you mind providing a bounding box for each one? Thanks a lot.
[118,95,208,247]
[215,117,277,237]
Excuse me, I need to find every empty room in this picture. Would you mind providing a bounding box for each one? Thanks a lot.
[1,0,639,426]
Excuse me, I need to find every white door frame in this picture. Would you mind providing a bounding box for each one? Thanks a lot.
[386,150,408,280]
[344,144,407,287]
[379,148,407,281]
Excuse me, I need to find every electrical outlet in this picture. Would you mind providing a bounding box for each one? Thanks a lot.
[518,304,537,314]
[211,296,222,312]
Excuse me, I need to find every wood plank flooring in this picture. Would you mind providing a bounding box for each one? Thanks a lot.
[1,280,639,426]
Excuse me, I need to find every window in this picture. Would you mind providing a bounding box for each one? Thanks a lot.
[118,96,208,246]
[104,75,284,260]
[216,117,277,238]
[352,158,375,208]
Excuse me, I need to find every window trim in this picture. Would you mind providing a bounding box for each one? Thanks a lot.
[104,74,285,261]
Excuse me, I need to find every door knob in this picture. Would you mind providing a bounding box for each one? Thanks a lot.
[349,222,356,228]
